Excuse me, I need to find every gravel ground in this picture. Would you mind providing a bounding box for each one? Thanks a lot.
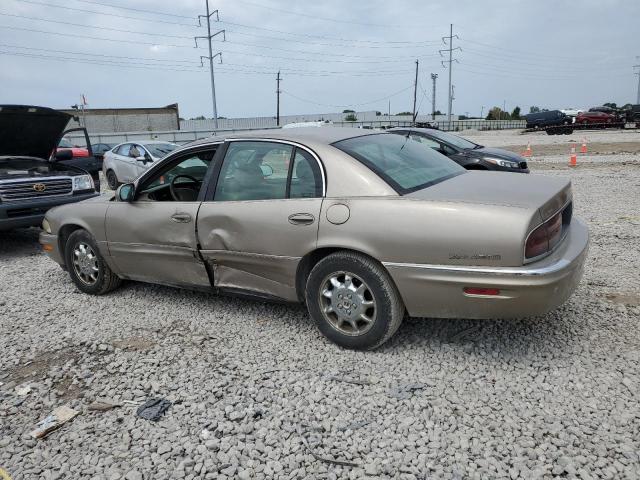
[1,140,639,479]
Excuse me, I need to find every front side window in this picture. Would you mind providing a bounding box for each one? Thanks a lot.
[117,144,131,156]
[334,133,464,194]
[138,149,215,201]
[214,141,293,201]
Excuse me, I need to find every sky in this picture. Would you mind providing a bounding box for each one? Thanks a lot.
[1,0,639,119]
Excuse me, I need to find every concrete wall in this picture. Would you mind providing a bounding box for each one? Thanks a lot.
[61,104,180,134]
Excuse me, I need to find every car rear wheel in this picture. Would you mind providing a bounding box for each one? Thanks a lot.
[106,169,119,190]
[65,229,121,295]
[305,251,404,350]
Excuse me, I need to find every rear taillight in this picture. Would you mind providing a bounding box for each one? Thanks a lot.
[525,211,563,259]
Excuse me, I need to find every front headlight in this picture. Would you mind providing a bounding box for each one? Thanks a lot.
[72,174,94,192]
[42,218,52,233]
[483,157,518,168]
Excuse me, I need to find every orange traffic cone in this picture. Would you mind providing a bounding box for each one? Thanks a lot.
[580,137,587,154]
[522,141,532,157]
[569,145,577,167]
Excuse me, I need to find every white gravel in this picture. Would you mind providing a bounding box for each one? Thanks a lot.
[1,148,639,479]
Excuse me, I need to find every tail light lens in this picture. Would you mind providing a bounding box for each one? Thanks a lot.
[525,210,565,259]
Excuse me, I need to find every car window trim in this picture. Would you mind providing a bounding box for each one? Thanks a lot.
[134,143,224,201]
[203,138,326,202]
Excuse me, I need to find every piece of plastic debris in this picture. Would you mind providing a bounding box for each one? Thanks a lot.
[121,400,142,406]
[327,375,372,386]
[15,384,31,396]
[296,423,360,467]
[88,399,121,411]
[30,405,79,439]
[136,398,171,421]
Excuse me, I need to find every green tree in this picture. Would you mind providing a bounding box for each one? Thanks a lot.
[486,107,510,120]
[511,106,521,119]
[603,102,617,109]
[344,113,358,122]
[342,109,355,113]
[529,106,541,114]
[395,111,413,116]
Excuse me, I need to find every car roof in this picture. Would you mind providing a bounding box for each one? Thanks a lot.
[189,127,381,148]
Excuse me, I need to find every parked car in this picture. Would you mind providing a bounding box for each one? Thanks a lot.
[623,104,640,123]
[40,128,588,350]
[0,105,98,230]
[57,137,89,158]
[524,110,572,129]
[102,141,178,189]
[576,111,615,125]
[91,143,115,166]
[390,128,529,173]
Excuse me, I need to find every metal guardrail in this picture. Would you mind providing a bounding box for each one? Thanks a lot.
[63,120,527,145]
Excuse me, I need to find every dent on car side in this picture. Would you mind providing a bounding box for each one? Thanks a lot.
[41,127,588,334]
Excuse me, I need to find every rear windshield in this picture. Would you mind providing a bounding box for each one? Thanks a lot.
[333,133,464,194]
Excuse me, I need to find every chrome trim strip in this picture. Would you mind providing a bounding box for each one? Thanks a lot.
[382,259,573,276]
[225,138,327,197]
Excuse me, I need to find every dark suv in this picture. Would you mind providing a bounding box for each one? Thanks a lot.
[524,110,572,129]
[0,105,99,230]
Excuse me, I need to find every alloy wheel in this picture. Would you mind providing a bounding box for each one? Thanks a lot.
[318,271,376,336]
[72,242,99,285]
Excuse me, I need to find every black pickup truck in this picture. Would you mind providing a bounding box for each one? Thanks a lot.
[0,105,99,231]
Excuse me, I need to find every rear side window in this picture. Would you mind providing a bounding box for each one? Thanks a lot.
[289,149,322,198]
[334,133,464,194]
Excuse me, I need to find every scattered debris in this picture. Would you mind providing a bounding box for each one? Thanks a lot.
[388,382,427,400]
[88,399,121,411]
[122,400,143,406]
[326,375,373,386]
[449,325,482,343]
[30,405,79,439]
[15,384,31,396]
[136,398,171,421]
[337,419,372,432]
[296,423,360,468]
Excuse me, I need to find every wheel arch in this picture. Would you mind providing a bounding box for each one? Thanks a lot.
[295,246,403,305]
[58,223,86,268]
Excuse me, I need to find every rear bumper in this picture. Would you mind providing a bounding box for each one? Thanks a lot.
[0,192,99,231]
[384,218,589,319]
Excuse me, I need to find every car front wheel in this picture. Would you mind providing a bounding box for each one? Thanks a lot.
[305,251,404,350]
[65,229,121,295]
[106,169,119,190]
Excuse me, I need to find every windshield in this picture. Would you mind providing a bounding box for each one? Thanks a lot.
[334,133,465,194]
[420,129,478,150]
[144,143,178,158]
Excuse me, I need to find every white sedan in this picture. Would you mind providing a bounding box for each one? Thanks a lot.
[102,141,178,190]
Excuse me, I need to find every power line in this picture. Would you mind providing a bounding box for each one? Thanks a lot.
[12,0,199,26]
[74,0,196,19]
[0,12,194,39]
[282,85,414,108]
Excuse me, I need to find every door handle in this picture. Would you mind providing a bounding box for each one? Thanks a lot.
[288,213,315,225]
[171,213,192,223]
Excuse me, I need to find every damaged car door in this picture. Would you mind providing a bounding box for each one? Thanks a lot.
[104,148,218,288]
[197,140,325,301]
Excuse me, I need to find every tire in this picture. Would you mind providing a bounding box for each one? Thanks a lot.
[106,169,119,191]
[305,251,404,350]
[65,229,121,295]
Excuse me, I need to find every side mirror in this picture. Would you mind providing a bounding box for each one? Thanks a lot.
[260,164,274,177]
[117,183,135,202]
[55,149,73,161]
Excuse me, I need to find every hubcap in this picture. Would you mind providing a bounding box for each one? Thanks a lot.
[319,271,376,336]
[72,242,99,285]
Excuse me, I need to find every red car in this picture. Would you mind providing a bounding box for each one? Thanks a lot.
[56,137,89,157]
[576,111,615,125]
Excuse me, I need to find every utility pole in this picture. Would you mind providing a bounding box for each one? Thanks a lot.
[276,70,282,126]
[440,24,460,130]
[195,1,224,129]
[480,105,485,118]
[430,73,438,120]
[412,60,419,125]
[635,59,640,104]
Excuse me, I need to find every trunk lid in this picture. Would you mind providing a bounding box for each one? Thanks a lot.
[0,105,72,160]
[406,171,572,222]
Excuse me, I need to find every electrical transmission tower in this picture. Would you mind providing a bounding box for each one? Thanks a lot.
[430,73,438,120]
[439,24,460,129]
[195,0,225,128]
